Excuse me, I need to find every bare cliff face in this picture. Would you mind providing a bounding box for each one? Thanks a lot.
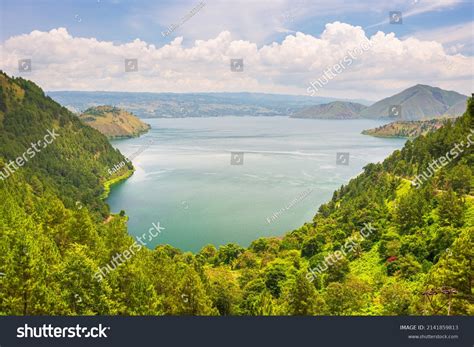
[79,105,150,139]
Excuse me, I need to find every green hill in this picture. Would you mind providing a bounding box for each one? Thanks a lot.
[362,118,452,139]
[79,106,150,139]
[0,71,472,316]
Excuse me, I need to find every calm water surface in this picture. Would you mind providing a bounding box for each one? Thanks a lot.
[107,116,406,252]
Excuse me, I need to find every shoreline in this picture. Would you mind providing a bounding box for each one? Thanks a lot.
[361,131,412,139]
[101,169,134,200]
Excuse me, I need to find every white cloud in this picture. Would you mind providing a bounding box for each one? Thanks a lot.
[0,23,472,100]
[406,21,474,54]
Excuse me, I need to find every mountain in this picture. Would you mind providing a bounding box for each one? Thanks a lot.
[361,118,452,138]
[0,71,132,216]
[445,99,470,117]
[291,101,367,119]
[1,71,472,316]
[48,86,466,121]
[79,105,150,139]
[47,91,372,118]
[358,84,467,120]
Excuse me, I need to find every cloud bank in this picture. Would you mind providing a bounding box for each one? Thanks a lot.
[0,22,472,99]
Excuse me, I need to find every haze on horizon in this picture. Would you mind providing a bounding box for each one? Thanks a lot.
[0,0,472,100]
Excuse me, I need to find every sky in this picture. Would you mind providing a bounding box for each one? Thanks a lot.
[0,0,473,100]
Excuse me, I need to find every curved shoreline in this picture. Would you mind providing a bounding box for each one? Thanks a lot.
[100,169,135,200]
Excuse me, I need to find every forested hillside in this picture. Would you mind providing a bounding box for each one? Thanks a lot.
[0,72,472,316]
[0,72,132,217]
[362,118,449,139]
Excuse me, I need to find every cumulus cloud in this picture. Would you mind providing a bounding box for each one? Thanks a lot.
[0,22,472,99]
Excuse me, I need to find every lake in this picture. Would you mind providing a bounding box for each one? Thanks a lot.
[107,116,406,252]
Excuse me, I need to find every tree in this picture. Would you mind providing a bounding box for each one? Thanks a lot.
[264,262,287,298]
[437,188,465,227]
[286,271,325,315]
[209,271,240,315]
[174,266,217,315]
[215,243,244,266]
[447,164,472,194]
[301,234,325,258]
[394,190,427,234]
[379,281,413,315]
[324,277,371,315]
[54,244,115,315]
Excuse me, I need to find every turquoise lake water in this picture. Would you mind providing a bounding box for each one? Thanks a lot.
[107,116,406,252]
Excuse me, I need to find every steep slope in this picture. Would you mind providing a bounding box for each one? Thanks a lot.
[80,106,150,139]
[359,84,467,120]
[444,99,469,117]
[0,71,132,216]
[362,118,450,138]
[291,101,367,119]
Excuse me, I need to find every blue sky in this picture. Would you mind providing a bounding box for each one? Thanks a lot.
[0,0,472,98]
[1,0,472,52]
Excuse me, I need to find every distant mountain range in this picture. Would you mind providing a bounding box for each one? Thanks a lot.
[48,91,372,118]
[79,105,150,139]
[291,101,367,119]
[293,85,467,120]
[48,85,467,121]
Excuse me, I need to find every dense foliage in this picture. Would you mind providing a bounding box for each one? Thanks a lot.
[0,72,132,217]
[0,72,472,315]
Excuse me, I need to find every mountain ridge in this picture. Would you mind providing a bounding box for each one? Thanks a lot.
[358,84,467,120]
[291,101,367,119]
[47,91,373,118]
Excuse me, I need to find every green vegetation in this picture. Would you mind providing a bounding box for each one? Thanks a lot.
[0,72,472,316]
[100,169,134,200]
[362,118,452,139]
[83,106,121,117]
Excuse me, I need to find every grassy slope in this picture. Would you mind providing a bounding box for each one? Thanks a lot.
[80,106,150,139]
